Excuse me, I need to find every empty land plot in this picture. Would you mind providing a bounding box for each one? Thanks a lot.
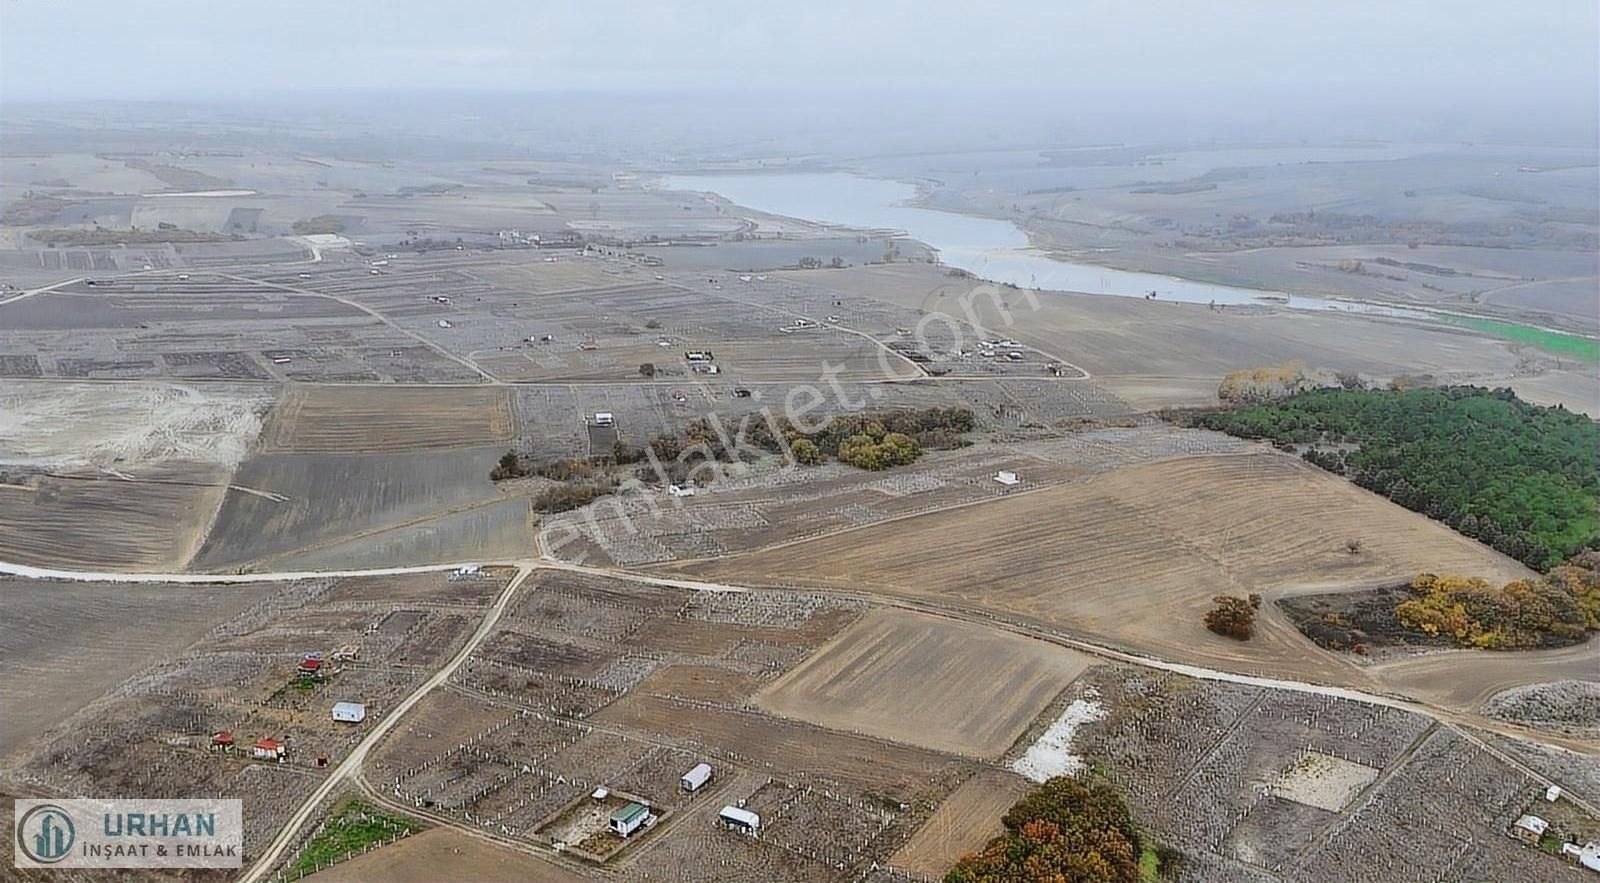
[757,608,1091,757]
[262,385,514,452]
[273,497,532,571]
[0,577,277,757]
[593,692,959,798]
[681,453,1531,689]
[190,447,504,570]
[298,827,590,883]
[0,464,229,571]
[0,380,271,470]
[890,768,1033,877]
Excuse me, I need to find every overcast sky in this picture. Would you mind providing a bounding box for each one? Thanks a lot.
[2,0,1595,140]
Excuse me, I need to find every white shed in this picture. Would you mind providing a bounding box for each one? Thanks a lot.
[719,806,759,834]
[594,412,615,426]
[994,471,1020,486]
[331,702,366,723]
[668,484,696,498]
[681,763,713,792]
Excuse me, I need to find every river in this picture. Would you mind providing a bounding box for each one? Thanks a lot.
[661,172,1433,319]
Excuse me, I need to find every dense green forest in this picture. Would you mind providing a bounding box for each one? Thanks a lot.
[1197,387,1599,570]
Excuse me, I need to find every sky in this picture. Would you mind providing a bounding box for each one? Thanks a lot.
[2,0,1596,142]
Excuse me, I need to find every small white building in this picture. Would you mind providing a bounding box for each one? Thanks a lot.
[668,484,696,498]
[594,412,615,427]
[1546,785,1563,802]
[591,787,609,801]
[994,471,1020,486]
[610,802,652,838]
[331,702,366,724]
[719,806,760,835]
[681,763,713,792]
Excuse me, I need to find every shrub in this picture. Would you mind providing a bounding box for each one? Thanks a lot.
[1205,595,1257,640]
[489,450,529,481]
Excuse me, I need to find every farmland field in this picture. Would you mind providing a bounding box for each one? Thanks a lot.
[757,608,1092,757]
[0,464,230,571]
[592,691,960,797]
[190,447,505,570]
[0,577,275,757]
[679,452,1533,689]
[890,768,1032,877]
[262,385,514,452]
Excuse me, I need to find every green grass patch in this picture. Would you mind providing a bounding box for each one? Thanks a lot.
[1139,845,1161,880]
[288,800,423,878]
[1438,314,1599,363]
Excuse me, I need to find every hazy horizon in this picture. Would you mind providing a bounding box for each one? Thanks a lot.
[3,0,1597,149]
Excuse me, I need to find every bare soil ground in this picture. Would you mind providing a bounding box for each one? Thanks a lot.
[0,380,271,469]
[1362,641,1600,711]
[190,447,505,571]
[678,452,1533,693]
[0,577,270,758]
[757,608,1092,758]
[889,767,1031,876]
[298,827,591,883]
[592,692,960,798]
[262,385,515,453]
[0,463,230,570]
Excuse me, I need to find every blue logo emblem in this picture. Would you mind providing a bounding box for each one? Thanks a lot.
[18,804,75,863]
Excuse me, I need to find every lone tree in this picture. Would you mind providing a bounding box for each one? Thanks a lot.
[1205,594,1257,641]
[638,362,656,378]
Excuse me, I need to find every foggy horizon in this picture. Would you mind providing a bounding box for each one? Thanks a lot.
[3,0,1597,149]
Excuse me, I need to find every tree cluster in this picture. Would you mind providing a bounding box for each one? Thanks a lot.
[1198,386,1600,570]
[837,429,919,471]
[946,777,1148,883]
[1204,594,1259,641]
[1395,559,1599,649]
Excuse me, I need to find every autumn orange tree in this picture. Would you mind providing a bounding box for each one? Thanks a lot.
[946,777,1144,883]
[1396,559,1598,649]
[1204,594,1258,641]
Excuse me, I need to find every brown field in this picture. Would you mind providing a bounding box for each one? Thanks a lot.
[679,452,1533,690]
[592,692,960,798]
[0,463,229,570]
[262,385,515,452]
[190,447,504,571]
[299,826,590,883]
[757,608,1092,757]
[890,768,1032,876]
[0,577,277,758]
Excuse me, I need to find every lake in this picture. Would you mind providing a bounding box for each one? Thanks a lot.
[661,172,1432,319]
